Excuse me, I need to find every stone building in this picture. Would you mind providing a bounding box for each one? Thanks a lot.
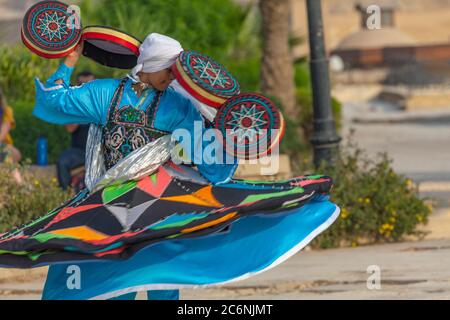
[331,1,450,70]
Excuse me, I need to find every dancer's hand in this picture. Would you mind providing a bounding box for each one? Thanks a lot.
[64,41,84,68]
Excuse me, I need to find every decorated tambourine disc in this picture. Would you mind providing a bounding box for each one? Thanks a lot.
[172,50,240,108]
[22,1,82,59]
[214,93,285,159]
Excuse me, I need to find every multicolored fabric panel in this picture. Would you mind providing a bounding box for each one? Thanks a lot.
[43,198,340,300]
[0,162,332,268]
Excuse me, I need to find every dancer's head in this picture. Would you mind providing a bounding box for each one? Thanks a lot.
[131,33,183,91]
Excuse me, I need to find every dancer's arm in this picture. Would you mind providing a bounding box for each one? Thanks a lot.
[45,43,82,86]
[33,43,117,126]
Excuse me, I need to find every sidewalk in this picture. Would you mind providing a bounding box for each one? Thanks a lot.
[419,208,450,240]
[181,238,450,300]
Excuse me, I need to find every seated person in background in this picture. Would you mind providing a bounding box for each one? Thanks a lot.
[0,87,22,184]
[56,71,95,190]
[75,70,95,86]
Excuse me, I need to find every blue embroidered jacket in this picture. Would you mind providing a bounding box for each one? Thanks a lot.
[33,63,237,184]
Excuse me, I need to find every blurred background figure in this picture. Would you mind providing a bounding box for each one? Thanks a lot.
[56,71,95,190]
[75,70,95,86]
[0,86,23,184]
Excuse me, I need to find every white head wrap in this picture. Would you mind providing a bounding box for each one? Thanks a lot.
[131,33,183,77]
[131,33,216,121]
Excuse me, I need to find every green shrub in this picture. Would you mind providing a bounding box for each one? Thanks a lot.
[0,47,72,164]
[1,0,262,96]
[305,137,431,248]
[0,164,72,232]
[11,100,71,164]
[294,59,311,88]
[77,0,261,91]
[0,46,58,102]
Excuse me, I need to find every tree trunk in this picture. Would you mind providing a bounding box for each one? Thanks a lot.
[260,0,297,119]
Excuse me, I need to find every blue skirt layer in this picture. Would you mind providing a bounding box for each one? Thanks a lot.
[42,197,339,300]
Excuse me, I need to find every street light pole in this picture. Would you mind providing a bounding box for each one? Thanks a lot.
[306,0,341,167]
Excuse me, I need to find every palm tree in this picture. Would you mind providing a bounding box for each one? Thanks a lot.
[259,0,297,118]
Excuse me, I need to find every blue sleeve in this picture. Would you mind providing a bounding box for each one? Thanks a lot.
[155,89,238,184]
[33,65,119,125]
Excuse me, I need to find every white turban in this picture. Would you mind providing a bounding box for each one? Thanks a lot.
[131,33,183,77]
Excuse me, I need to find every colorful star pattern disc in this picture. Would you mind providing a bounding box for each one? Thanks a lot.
[22,1,82,59]
[172,50,240,108]
[215,93,285,159]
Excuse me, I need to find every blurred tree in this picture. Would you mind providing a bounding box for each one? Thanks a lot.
[259,0,297,118]
[77,0,261,89]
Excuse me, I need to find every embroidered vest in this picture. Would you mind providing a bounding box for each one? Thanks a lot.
[102,79,169,170]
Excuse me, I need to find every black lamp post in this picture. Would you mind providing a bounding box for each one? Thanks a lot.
[305,0,341,167]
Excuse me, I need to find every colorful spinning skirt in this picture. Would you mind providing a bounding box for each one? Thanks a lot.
[0,162,339,299]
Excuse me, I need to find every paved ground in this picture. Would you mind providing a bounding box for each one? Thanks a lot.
[182,238,450,300]
[341,95,450,233]
[349,123,450,184]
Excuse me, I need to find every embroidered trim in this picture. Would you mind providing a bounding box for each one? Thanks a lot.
[102,80,168,170]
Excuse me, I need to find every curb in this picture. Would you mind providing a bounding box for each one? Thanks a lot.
[352,111,450,124]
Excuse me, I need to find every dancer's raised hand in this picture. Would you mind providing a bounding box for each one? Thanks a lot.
[64,41,84,68]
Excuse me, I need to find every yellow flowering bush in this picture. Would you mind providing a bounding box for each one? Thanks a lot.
[0,164,73,232]
[301,139,431,248]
